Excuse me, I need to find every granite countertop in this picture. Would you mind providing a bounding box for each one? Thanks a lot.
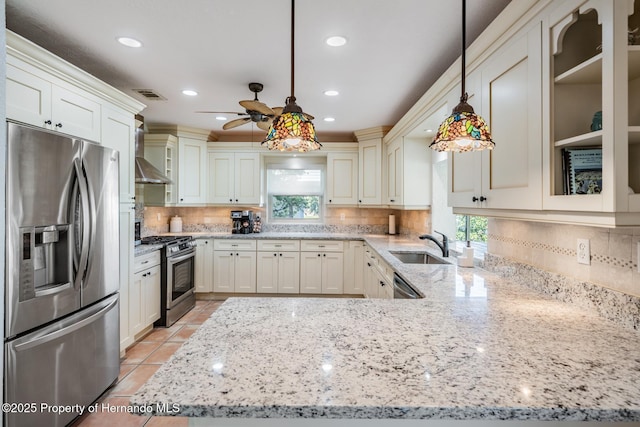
[134,243,163,257]
[131,234,640,421]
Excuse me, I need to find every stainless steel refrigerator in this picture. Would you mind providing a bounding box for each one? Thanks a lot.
[4,121,120,427]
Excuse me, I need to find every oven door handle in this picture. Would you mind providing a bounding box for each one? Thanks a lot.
[167,249,195,264]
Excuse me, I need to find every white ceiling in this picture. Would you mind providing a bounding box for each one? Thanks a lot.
[6,0,511,140]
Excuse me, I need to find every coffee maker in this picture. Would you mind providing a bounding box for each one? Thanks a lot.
[231,210,254,234]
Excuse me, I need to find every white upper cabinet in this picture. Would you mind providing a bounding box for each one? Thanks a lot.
[143,134,178,206]
[7,59,102,142]
[178,137,208,205]
[326,152,358,205]
[101,106,136,203]
[480,20,543,210]
[384,136,431,209]
[449,21,542,211]
[355,127,388,206]
[207,151,261,205]
[542,0,640,223]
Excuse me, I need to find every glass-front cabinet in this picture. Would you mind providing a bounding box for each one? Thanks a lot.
[544,0,640,223]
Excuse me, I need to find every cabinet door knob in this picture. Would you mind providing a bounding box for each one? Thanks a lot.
[229,199,233,202]
[274,253,277,256]
[472,196,487,202]
[323,254,326,257]
[317,254,321,257]
[329,199,332,203]
[235,199,238,202]
[44,120,52,125]
[380,281,385,287]
[358,200,362,203]
[230,253,233,256]
[279,253,282,256]
[55,123,63,128]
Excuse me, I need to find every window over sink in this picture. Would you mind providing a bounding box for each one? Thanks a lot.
[265,156,326,223]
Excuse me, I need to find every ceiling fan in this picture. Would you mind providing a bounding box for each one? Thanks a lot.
[197,82,283,131]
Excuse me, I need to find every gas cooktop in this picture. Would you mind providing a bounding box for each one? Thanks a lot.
[141,235,193,245]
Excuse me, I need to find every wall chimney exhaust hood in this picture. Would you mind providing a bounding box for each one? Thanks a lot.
[134,115,172,184]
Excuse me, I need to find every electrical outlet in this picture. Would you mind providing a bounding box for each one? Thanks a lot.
[577,238,590,265]
[157,213,161,222]
[340,213,345,221]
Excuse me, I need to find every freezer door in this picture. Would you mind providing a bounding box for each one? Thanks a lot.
[5,122,81,337]
[4,294,120,427]
[80,141,120,306]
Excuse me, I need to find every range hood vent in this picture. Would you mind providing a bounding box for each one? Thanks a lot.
[134,115,172,185]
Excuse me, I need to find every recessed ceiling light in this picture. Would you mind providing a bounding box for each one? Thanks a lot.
[324,117,335,122]
[426,129,433,133]
[215,116,227,121]
[117,37,142,48]
[182,89,198,96]
[325,36,347,47]
[324,90,339,96]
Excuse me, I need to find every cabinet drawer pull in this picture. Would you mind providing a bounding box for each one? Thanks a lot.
[55,123,63,128]
[44,119,52,125]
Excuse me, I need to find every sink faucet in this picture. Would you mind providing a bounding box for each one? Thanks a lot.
[418,231,449,258]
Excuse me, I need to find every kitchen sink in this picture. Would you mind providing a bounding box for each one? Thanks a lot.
[389,251,449,265]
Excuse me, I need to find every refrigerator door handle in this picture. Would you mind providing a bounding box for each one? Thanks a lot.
[13,295,119,352]
[73,158,91,290]
[82,157,98,289]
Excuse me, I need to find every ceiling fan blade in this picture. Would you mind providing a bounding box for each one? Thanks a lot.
[303,112,315,121]
[239,100,274,116]
[223,117,251,130]
[195,111,246,115]
[271,107,283,116]
[256,120,271,131]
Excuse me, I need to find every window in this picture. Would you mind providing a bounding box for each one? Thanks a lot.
[456,215,488,252]
[266,157,325,222]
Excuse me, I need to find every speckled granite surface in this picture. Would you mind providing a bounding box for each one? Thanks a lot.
[131,235,640,421]
[134,243,163,257]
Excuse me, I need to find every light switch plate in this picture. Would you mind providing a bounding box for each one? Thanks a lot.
[577,238,590,265]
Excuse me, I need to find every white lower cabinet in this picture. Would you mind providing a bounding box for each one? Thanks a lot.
[213,240,257,293]
[256,240,301,293]
[195,239,214,293]
[363,245,393,299]
[343,241,364,295]
[131,251,161,336]
[300,241,344,294]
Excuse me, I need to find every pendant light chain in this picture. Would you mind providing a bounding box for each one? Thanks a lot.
[460,0,466,102]
[290,0,295,101]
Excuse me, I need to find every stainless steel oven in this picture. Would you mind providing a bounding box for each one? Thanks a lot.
[166,246,195,317]
[141,235,196,327]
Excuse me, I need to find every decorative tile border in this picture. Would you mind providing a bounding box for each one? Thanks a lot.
[482,253,640,331]
[488,233,638,270]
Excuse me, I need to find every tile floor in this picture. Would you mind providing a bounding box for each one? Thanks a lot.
[70,299,224,427]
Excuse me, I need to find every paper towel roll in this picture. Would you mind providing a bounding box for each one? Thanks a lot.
[388,214,396,235]
[458,247,475,268]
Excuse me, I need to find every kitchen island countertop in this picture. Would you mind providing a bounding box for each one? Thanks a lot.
[131,235,640,422]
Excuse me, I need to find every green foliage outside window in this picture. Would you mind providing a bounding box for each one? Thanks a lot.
[456,215,488,243]
[272,195,320,219]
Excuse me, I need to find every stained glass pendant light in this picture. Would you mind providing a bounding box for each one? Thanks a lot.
[430,0,494,152]
[263,0,321,152]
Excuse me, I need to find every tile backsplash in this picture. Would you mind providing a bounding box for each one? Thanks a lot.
[487,218,640,297]
[141,205,432,237]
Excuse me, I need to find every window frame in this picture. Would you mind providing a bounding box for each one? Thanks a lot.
[264,156,326,224]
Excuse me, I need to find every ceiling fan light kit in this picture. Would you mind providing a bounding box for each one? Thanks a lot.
[263,0,321,152]
[430,0,494,153]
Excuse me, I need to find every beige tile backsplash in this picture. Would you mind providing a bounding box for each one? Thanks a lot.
[488,218,640,297]
[142,204,431,236]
